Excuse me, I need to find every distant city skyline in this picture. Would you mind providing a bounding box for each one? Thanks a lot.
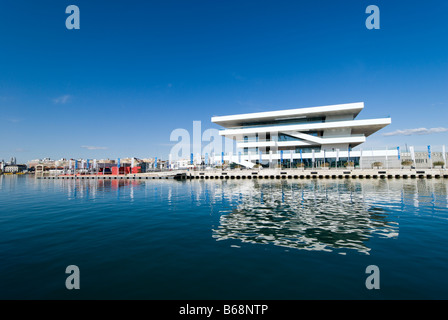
[1,1,447,163]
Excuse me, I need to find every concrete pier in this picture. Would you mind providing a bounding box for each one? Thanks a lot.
[35,168,448,180]
[178,168,448,180]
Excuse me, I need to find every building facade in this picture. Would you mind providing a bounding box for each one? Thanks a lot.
[212,102,396,168]
[3,164,27,173]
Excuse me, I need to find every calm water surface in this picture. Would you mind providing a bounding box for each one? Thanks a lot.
[1,175,448,299]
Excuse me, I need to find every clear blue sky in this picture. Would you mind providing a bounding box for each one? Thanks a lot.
[1,0,447,163]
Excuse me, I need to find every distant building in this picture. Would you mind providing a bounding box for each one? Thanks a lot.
[4,164,27,173]
[28,158,56,171]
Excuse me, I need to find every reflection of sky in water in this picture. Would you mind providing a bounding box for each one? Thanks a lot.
[15,176,448,255]
[2,176,448,299]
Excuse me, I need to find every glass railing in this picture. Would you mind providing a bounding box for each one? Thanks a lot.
[238,134,366,143]
[226,116,391,130]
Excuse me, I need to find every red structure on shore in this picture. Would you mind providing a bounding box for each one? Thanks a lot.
[111,166,141,175]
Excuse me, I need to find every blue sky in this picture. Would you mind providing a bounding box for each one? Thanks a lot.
[1,0,447,163]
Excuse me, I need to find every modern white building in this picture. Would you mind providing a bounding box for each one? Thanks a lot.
[212,102,396,168]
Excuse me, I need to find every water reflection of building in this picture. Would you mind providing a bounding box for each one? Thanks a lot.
[63,178,144,200]
[211,180,402,254]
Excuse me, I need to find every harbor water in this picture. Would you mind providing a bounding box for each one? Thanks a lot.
[1,175,448,299]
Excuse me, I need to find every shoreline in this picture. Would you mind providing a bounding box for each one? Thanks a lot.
[29,168,448,180]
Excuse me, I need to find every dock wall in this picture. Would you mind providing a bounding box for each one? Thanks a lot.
[35,168,448,180]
